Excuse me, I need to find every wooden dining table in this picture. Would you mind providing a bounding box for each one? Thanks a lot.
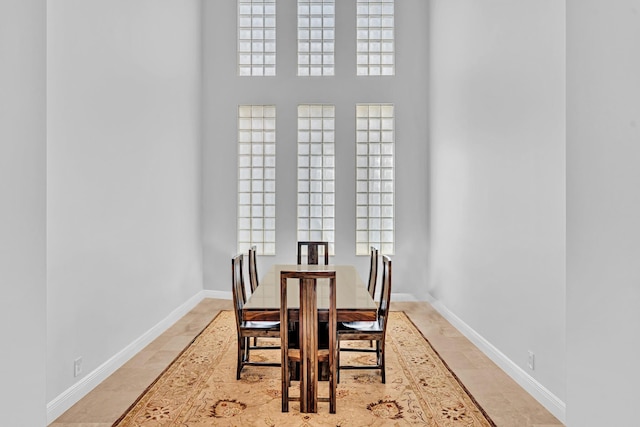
[243,264,378,322]
[243,264,378,413]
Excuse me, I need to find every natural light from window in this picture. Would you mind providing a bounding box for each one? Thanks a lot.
[238,0,276,76]
[298,0,335,76]
[297,104,336,254]
[356,104,394,255]
[237,105,277,255]
[356,0,394,76]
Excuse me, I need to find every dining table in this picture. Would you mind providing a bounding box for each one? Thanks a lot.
[243,264,378,322]
[243,263,378,412]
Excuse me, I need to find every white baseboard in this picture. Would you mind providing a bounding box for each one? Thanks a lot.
[424,294,566,424]
[203,290,416,303]
[202,289,232,300]
[390,292,418,302]
[46,291,207,424]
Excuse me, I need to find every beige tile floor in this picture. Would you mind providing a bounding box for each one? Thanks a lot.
[49,299,564,427]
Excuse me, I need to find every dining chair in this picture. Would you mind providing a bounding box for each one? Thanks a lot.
[248,245,259,293]
[280,269,337,413]
[297,241,329,265]
[231,253,280,380]
[337,255,392,383]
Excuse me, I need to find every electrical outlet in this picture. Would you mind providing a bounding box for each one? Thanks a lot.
[527,351,535,370]
[74,357,83,377]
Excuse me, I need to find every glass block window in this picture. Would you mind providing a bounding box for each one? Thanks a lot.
[297,105,336,254]
[238,105,276,255]
[238,0,276,76]
[356,0,395,76]
[356,104,394,255]
[298,0,335,76]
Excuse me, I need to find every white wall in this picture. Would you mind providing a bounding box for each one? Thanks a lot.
[203,0,430,295]
[429,0,566,419]
[566,1,640,425]
[0,1,47,425]
[47,0,202,415]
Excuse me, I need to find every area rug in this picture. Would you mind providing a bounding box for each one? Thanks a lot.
[113,311,495,426]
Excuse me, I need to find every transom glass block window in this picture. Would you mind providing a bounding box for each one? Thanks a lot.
[356,104,394,255]
[297,105,336,254]
[298,0,335,76]
[238,105,276,255]
[238,0,276,76]
[356,0,395,76]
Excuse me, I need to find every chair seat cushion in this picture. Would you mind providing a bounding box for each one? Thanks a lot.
[241,320,280,330]
[339,320,382,332]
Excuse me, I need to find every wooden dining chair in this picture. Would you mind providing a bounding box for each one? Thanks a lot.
[248,245,259,293]
[337,255,392,383]
[297,241,329,265]
[231,253,280,380]
[280,269,337,414]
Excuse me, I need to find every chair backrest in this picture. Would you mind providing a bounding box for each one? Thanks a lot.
[378,255,392,335]
[280,269,337,411]
[231,254,246,331]
[367,246,379,299]
[280,269,337,348]
[248,245,259,293]
[297,241,329,265]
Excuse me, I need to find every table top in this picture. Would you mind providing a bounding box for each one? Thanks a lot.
[243,264,378,322]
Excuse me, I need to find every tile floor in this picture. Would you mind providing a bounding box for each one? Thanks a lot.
[49,299,564,427]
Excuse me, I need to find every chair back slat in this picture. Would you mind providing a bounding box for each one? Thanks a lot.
[231,254,246,328]
[378,255,392,333]
[248,245,259,293]
[367,246,379,299]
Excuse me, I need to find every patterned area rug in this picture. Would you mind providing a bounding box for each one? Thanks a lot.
[113,311,495,426]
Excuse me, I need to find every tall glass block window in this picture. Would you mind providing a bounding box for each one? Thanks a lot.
[238,105,276,255]
[298,0,335,76]
[238,0,276,76]
[356,0,395,76]
[297,105,335,254]
[356,104,394,255]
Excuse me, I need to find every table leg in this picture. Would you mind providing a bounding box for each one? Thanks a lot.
[299,278,318,413]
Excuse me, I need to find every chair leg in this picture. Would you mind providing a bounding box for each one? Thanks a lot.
[281,358,289,412]
[236,337,243,380]
[330,349,337,413]
[243,337,250,362]
[336,340,341,384]
[379,342,386,384]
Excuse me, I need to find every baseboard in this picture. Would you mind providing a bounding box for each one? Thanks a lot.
[203,289,415,303]
[390,292,418,302]
[202,289,232,300]
[424,294,566,424]
[46,291,207,424]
